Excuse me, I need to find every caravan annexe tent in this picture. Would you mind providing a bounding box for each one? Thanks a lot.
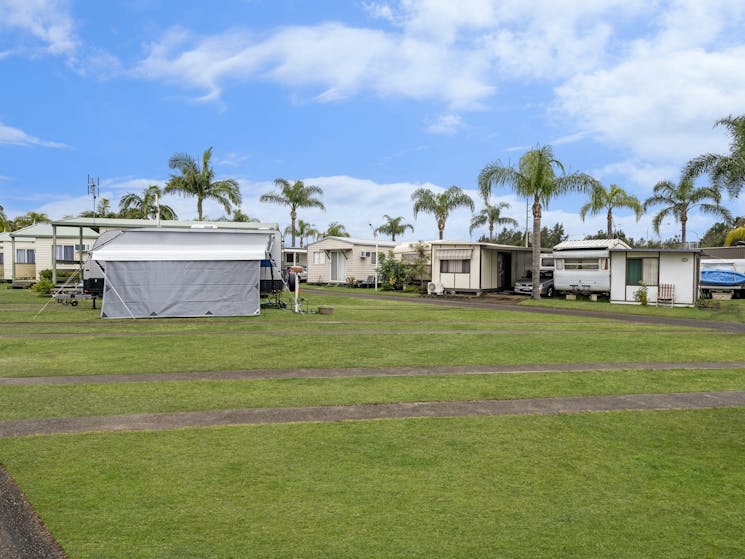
[90,228,281,318]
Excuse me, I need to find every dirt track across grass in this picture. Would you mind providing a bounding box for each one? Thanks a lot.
[302,288,745,332]
[2,391,745,438]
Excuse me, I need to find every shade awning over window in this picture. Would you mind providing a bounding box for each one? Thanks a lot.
[437,248,473,259]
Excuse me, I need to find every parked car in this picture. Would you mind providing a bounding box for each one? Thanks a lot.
[514,273,554,297]
[286,265,307,282]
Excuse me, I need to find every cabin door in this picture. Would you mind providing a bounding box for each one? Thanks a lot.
[330,251,347,282]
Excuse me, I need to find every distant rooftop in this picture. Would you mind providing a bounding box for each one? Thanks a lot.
[52,217,280,231]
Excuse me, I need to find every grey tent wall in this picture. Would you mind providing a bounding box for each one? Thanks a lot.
[100,260,261,318]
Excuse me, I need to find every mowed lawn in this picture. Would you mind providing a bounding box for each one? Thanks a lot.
[1,286,744,558]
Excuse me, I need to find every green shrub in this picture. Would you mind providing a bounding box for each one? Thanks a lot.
[378,251,412,290]
[32,278,55,295]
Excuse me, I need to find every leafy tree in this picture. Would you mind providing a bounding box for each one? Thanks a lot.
[540,223,568,248]
[378,250,412,290]
[584,229,632,245]
[260,179,325,247]
[580,183,643,239]
[699,217,743,248]
[375,214,414,241]
[284,220,318,247]
[643,177,732,245]
[411,186,474,240]
[469,202,517,241]
[685,114,745,198]
[491,227,525,246]
[479,145,595,299]
[119,185,177,220]
[323,221,350,238]
[165,146,241,221]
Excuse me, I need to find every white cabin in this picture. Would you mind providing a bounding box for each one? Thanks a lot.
[609,248,700,307]
[306,237,397,284]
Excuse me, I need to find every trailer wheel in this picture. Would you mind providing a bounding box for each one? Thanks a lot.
[71,300,78,306]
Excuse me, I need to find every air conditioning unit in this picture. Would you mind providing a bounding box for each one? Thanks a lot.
[427,282,445,295]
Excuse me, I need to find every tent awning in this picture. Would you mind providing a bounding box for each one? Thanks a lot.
[437,248,473,259]
[91,229,270,261]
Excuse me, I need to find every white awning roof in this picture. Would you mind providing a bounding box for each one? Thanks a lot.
[91,229,270,262]
[437,248,473,259]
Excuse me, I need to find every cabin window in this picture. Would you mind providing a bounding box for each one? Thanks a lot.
[441,259,470,273]
[16,249,35,264]
[561,258,599,270]
[55,245,75,261]
[0,253,3,264]
[312,251,326,265]
[626,257,658,286]
[371,252,377,265]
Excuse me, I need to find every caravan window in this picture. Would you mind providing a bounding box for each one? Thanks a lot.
[441,259,470,273]
[16,249,35,264]
[627,257,658,286]
[55,245,75,261]
[312,251,326,265]
[562,258,599,270]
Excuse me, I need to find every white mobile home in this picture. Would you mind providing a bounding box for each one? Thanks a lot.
[0,232,9,280]
[429,241,531,294]
[609,248,700,307]
[6,224,99,282]
[306,237,396,284]
[553,239,630,294]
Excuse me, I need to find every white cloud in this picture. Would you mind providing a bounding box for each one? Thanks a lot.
[134,22,495,109]
[0,0,78,56]
[426,114,463,135]
[0,121,68,148]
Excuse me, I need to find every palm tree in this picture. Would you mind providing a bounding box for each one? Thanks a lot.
[79,198,118,218]
[260,179,325,247]
[469,202,518,241]
[375,215,414,241]
[685,114,745,198]
[119,185,177,220]
[479,145,595,299]
[286,220,318,247]
[165,147,241,221]
[411,186,475,240]
[323,221,350,238]
[580,183,643,239]
[644,177,732,245]
[0,205,9,232]
[12,211,51,229]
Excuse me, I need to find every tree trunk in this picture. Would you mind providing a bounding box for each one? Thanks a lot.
[291,209,297,247]
[197,198,203,221]
[607,208,613,239]
[489,222,494,241]
[532,197,542,300]
[681,211,687,246]
[438,218,445,240]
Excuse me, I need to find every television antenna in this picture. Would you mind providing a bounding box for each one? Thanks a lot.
[87,175,99,218]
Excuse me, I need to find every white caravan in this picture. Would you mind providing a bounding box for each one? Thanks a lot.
[553,239,630,294]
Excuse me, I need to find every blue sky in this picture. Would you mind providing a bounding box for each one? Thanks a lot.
[1,0,745,244]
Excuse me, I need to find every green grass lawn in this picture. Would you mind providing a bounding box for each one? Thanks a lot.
[1,409,744,558]
[1,285,744,558]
